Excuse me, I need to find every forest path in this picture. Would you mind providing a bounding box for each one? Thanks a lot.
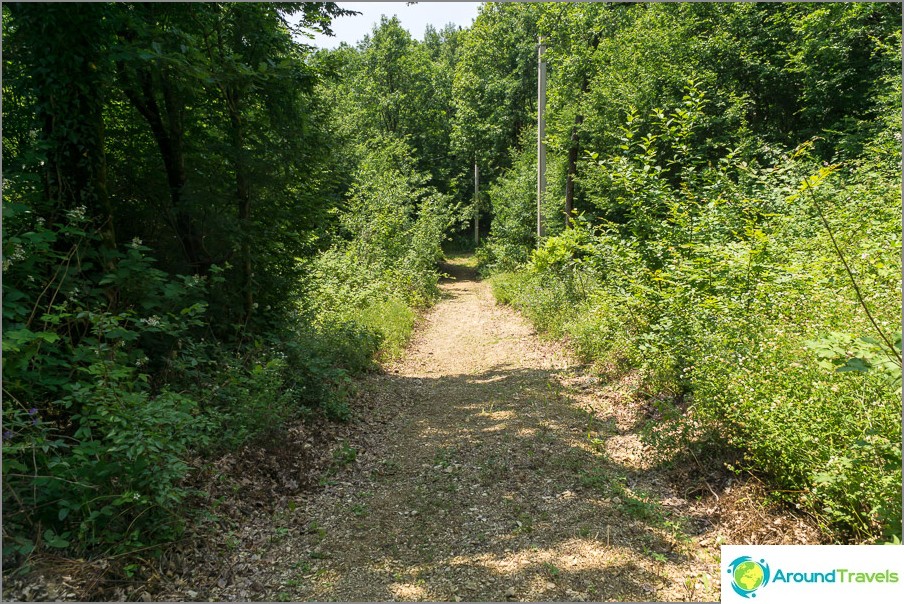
[218,255,721,602]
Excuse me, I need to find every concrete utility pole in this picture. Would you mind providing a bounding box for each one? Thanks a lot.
[474,161,480,245]
[537,36,547,244]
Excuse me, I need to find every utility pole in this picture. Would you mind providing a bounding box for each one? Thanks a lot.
[473,161,480,246]
[537,36,547,244]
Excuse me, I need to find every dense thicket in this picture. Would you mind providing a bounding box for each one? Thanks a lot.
[469,2,901,541]
[1,3,459,562]
[2,1,900,566]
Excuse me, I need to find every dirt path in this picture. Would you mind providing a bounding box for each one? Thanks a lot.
[203,255,726,602]
[3,255,825,603]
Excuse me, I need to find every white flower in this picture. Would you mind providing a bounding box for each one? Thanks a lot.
[66,206,87,223]
[140,315,161,327]
[130,237,143,248]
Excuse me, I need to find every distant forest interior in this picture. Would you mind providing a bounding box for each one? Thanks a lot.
[2,2,901,600]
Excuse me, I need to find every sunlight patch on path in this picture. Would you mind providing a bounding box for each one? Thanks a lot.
[225,255,723,602]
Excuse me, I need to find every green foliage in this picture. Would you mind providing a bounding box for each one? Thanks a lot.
[452,3,540,172]
[303,137,452,363]
[2,2,439,566]
[0,208,365,560]
[476,127,543,272]
[807,332,902,380]
[3,0,900,567]
[321,16,466,198]
[488,75,901,541]
[531,223,594,276]
[2,213,207,556]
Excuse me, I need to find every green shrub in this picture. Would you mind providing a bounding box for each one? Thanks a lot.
[358,298,416,361]
[2,213,212,557]
[304,136,451,363]
[487,91,901,541]
[1,212,377,560]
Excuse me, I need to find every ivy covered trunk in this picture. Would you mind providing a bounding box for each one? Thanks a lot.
[11,3,116,250]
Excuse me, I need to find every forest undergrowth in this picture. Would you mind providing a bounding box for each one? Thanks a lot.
[2,1,901,594]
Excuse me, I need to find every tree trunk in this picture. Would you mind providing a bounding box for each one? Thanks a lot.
[564,115,582,228]
[118,64,207,272]
[15,3,117,250]
[228,100,254,324]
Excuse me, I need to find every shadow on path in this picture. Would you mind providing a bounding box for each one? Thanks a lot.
[291,365,712,601]
[439,256,479,283]
[198,253,726,602]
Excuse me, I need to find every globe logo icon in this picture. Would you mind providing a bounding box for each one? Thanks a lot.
[727,556,771,598]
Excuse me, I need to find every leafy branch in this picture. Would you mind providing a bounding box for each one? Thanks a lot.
[799,166,902,366]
